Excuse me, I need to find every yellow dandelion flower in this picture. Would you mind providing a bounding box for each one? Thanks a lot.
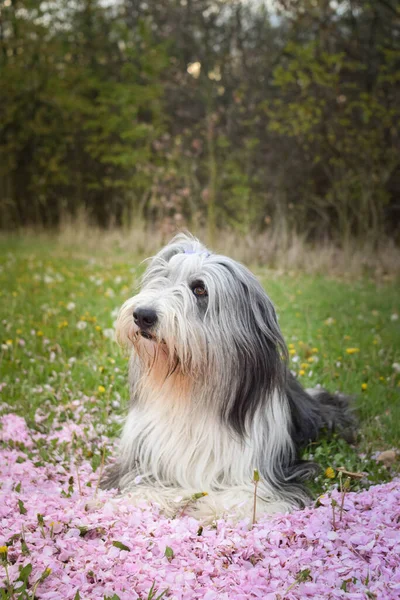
[325,467,335,479]
[346,348,360,355]
[301,363,308,369]
[308,356,315,363]
[37,331,44,337]
[289,349,296,356]
[6,339,13,345]
[312,347,319,353]
[95,325,102,332]
[108,358,115,364]
[99,366,105,373]
[361,383,368,391]
[288,343,295,349]
[299,370,305,376]
[0,546,8,564]
[98,385,106,394]
[379,376,385,382]
[16,329,22,335]
[58,320,68,329]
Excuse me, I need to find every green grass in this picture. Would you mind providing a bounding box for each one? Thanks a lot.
[1,235,399,497]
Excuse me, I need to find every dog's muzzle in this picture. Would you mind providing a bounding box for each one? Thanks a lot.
[133,308,158,339]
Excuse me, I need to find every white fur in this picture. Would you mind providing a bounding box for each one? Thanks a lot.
[117,369,294,520]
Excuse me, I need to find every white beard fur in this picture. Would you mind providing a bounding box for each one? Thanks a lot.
[113,357,301,523]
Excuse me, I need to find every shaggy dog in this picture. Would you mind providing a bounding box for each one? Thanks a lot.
[102,233,355,521]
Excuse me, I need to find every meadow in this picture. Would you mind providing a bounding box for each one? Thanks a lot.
[0,233,399,599]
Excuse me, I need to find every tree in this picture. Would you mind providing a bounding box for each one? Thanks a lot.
[0,0,167,227]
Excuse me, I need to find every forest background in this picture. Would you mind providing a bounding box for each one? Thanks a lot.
[1,0,399,259]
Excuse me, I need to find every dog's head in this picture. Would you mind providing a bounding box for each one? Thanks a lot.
[116,234,288,431]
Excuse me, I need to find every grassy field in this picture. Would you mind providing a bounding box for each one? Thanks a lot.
[1,234,399,497]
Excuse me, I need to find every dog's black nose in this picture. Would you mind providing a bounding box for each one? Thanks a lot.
[133,308,158,330]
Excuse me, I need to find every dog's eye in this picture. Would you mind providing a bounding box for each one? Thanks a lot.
[192,283,207,297]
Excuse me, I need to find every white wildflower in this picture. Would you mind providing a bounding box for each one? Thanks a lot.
[103,328,115,340]
[324,317,335,325]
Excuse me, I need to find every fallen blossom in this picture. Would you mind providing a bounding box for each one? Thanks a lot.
[0,412,399,600]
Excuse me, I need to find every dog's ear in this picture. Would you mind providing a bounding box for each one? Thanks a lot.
[216,260,288,436]
[243,277,288,365]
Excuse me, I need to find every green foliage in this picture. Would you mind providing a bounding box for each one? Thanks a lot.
[146,581,168,600]
[112,541,131,552]
[267,37,399,243]
[164,546,174,562]
[0,0,167,227]
[0,0,399,241]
